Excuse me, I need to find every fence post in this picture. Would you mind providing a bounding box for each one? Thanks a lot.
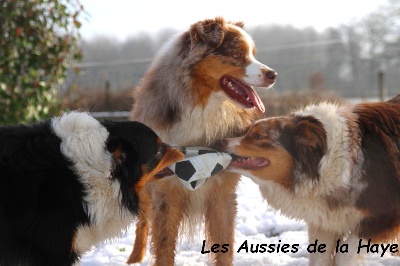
[104,80,111,110]
[378,71,386,101]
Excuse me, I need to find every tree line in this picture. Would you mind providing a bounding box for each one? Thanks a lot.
[2,1,399,124]
[67,0,400,99]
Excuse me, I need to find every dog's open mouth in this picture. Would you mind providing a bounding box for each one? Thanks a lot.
[229,154,269,169]
[220,75,265,113]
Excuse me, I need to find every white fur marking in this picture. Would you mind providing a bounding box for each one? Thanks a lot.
[244,58,269,86]
[51,112,133,253]
[158,91,249,146]
[233,25,273,87]
[294,103,365,196]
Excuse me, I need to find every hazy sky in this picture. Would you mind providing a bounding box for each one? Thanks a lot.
[79,0,388,40]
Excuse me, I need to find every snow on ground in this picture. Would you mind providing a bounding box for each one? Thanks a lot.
[81,178,400,266]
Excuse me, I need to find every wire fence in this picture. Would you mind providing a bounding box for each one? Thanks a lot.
[62,39,400,101]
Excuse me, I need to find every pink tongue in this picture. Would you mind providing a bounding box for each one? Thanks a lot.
[245,87,265,113]
[154,167,174,177]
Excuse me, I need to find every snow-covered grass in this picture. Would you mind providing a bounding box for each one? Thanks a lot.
[81,178,400,266]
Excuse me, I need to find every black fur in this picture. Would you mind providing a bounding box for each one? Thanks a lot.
[103,121,161,214]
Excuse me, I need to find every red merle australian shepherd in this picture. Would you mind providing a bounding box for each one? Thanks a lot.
[128,17,277,265]
[0,112,184,266]
[217,94,400,265]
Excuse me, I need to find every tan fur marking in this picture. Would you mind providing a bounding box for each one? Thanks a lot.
[136,146,184,192]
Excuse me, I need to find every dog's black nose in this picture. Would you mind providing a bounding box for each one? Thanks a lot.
[265,70,278,81]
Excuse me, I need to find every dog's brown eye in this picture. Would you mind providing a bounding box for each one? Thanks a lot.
[253,134,262,140]
[233,53,241,59]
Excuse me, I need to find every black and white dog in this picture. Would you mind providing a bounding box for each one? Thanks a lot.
[0,112,184,266]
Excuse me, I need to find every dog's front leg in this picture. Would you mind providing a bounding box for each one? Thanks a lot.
[334,234,365,266]
[127,189,151,264]
[308,225,336,266]
[149,184,185,266]
[205,173,240,266]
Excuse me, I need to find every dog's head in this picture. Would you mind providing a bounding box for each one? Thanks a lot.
[102,121,185,213]
[103,120,185,187]
[189,17,277,113]
[51,112,184,214]
[216,115,327,188]
[132,17,277,141]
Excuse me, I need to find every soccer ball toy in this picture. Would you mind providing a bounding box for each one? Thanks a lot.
[158,147,232,190]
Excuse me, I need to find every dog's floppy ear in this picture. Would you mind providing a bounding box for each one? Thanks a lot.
[279,116,327,180]
[190,17,225,49]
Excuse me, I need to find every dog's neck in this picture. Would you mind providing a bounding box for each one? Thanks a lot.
[132,89,260,147]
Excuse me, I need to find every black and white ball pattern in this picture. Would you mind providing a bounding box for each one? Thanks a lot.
[168,147,232,190]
